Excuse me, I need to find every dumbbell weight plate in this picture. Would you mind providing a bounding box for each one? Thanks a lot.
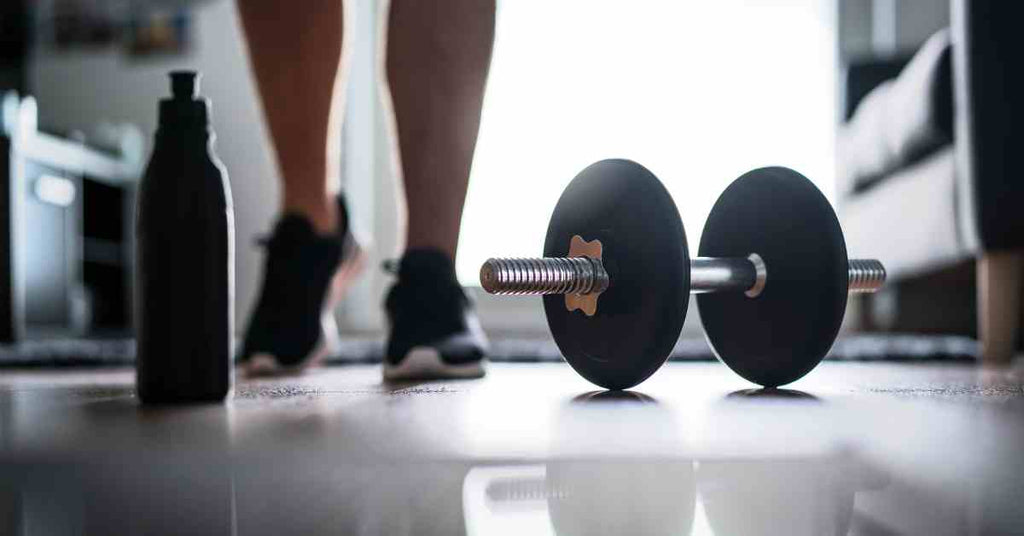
[544,159,689,390]
[697,167,848,387]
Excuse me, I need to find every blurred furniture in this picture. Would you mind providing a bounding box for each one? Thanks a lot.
[837,0,1024,365]
[1,93,139,344]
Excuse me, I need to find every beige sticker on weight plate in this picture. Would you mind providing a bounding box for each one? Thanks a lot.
[565,235,604,317]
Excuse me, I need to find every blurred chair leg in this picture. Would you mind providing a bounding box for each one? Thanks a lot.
[977,251,1024,366]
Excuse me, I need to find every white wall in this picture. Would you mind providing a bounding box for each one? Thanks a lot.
[336,0,404,335]
[29,2,284,335]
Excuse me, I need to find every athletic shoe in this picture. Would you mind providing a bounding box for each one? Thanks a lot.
[383,249,488,381]
[238,194,365,375]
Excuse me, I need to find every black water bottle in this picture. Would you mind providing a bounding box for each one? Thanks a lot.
[136,71,234,404]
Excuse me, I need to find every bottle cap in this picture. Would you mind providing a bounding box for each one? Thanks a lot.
[170,71,200,101]
[159,70,210,128]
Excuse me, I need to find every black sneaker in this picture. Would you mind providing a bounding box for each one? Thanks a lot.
[238,194,364,375]
[383,249,488,381]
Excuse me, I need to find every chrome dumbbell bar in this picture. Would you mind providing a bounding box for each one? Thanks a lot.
[480,255,885,298]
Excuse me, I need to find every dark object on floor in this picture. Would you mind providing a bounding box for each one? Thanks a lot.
[838,0,1024,366]
[698,167,848,387]
[0,338,135,366]
[0,333,977,368]
[237,194,351,373]
[383,249,487,380]
[483,160,885,390]
[483,334,977,364]
[135,71,233,404]
[542,159,689,390]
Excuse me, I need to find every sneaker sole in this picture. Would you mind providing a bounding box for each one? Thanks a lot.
[242,311,334,377]
[383,347,486,381]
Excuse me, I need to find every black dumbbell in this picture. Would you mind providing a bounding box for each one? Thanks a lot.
[480,159,885,390]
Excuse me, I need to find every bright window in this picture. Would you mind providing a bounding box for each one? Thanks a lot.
[457,0,837,284]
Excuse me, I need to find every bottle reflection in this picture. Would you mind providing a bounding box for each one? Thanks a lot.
[0,397,237,536]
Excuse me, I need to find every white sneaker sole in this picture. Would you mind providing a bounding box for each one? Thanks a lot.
[383,347,486,381]
[242,311,337,377]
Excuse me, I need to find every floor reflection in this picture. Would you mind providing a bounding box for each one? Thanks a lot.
[1,419,1017,536]
[1,387,887,536]
[462,448,885,536]
[3,364,1024,535]
[459,388,882,536]
[725,388,821,401]
[698,452,888,536]
[569,390,660,404]
[464,460,696,536]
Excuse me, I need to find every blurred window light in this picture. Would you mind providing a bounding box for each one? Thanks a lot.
[457,0,837,284]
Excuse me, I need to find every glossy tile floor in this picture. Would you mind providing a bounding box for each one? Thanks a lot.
[2,361,1023,535]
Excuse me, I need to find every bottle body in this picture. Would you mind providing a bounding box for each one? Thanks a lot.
[136,128,234,403]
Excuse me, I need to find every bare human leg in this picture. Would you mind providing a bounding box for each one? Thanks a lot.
[381,0,496,381]
[236,0,365,374]
[385,0,496,260]
[237,0,347,235]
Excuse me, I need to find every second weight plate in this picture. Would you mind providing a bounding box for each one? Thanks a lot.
[697,167,848,387]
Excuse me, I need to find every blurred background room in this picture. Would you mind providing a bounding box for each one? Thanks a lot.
[4,2,1024,535]
[0,0,1019,365]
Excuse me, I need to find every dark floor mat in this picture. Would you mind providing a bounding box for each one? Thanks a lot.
[0,334,978,367]
[445,334,977,364]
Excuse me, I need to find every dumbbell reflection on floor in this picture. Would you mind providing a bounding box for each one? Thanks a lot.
[480,159,886,390]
